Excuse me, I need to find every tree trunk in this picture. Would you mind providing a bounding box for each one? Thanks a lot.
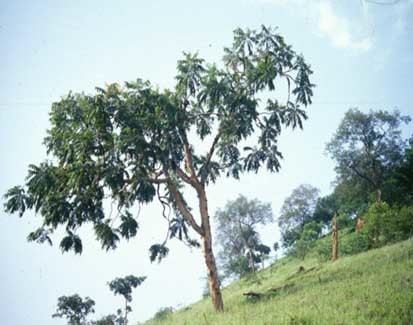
[376,189,381,203]
[332,213,338,261]
[124,299,128,325]
[198,186,224,312]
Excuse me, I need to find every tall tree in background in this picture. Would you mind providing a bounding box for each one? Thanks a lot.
[279,184,320,248]
[108,275,146,325]
[3,25,314,311]
[215,195,273,278]
[326,109,411,203]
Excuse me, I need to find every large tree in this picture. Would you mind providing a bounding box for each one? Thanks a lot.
[3,25,314,311]
[326,109,411,203]
[215,195,273,278]
[278,184,320,248]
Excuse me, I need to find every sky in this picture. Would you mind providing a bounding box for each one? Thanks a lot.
[1,0,412,324]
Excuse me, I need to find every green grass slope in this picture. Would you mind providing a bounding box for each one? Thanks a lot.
[144,239,413,325]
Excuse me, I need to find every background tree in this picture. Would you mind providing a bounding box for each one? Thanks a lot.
[91,309,125,325]
[108,275,146,325]
[215,195,273,278]
[52,294,95,325]
[3,25,314,312]
[326,108,411,203]
[386,136,413,205]
[278,184,320,249]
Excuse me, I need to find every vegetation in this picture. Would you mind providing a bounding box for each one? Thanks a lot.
[143,239,413,325]
[108,275,146,325]
[215,195,273,279]
[278,184,320,250]
[3,25,314,312]
[52,294,95,324]
[326,108,411,204]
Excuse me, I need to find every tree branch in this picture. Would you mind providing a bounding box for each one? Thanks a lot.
[176,167,197,187]
[167,181,204,236]
[198,130,222,183]
[349,162,377,188]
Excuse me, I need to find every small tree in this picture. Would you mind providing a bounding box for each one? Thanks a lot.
[91,310,125,325]
[215,195,273,278]
[279,184,320,248]
[108,275,146,325]
[52,294,95,325]
[3,25,314,311]
[294,221,322,259]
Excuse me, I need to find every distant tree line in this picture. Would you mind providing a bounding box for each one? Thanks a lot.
[278,108,412,258]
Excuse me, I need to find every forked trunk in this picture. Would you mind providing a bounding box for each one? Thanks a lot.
[198,186,224,312]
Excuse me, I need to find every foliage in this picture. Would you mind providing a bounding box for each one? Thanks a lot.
[386,137,413,205]
[215,195,273,278]
[362,202,413,248]
[315,228,369,261]
[108,275,146,325]
[108,275,146,303]
[52,294,95,325]
[293,221,322,259]
[151,307,174,321]
[326,108,411,203]
[279,184,320,248]
[3,25,314,311]
[3,25,313,254]
[91,310,125,325]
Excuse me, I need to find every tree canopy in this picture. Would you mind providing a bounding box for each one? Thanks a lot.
[3,25,314,311]
[278,184,320,248]
[215,195,273,278]
[326,108,411,203]
[108,275,146,325]
[52,294,95,325]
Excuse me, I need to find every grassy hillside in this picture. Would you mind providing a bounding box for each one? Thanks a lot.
[144,239,413,325]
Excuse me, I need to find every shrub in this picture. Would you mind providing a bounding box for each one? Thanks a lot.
[294,221,323,259]
[152,307,174,321]
[363,202,413,248]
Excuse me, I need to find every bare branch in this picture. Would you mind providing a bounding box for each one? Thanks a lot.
[167,181,204,236]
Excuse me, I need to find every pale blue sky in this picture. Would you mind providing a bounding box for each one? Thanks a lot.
[1,1,412,324]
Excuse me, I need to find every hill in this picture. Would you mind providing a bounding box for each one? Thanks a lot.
[144,239,413,324]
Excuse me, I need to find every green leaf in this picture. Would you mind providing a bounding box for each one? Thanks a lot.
[149,244,169,263]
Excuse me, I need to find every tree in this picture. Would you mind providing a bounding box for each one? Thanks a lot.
[108,275,146,325]
[91,310,125,325]
[52,294,95,325]
[294,220,323,259]
[387,136,413,205]
[279,184,320,248]
[326,108,411,203]
[3,25,314,312]
[215,195,273,278]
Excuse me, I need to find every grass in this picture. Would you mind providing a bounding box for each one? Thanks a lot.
[143,239,413,325]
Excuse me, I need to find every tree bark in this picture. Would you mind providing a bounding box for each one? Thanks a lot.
[198,186,224,312]
[124,299,128,325]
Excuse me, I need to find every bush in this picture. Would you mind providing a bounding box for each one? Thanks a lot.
[152,307,174,321]
[363,202,413,248]
[294,221,323,259]
[315,228,369,261]
[340,231,369,255]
